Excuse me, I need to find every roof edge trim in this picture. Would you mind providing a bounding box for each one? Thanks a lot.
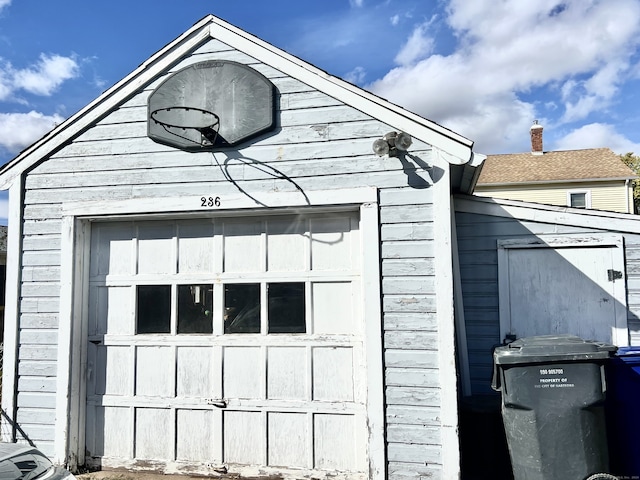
[477,175,637,188]
[455,193,640,232]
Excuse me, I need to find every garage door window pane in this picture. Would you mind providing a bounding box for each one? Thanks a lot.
[137,285,171,334]
[178,285,213,334]
[268,283,305,333]
[225,284,260,333]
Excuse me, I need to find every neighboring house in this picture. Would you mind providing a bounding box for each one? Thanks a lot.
[474,123,637,213]
[0,15,484,480]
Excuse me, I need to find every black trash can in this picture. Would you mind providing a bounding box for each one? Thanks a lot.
[459,395,513,480]
[605,346,640,478]
[492,335,616,480]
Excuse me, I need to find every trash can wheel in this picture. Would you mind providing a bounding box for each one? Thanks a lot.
[585,474,618,480]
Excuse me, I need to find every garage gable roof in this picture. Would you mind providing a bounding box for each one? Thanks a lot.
[0,15,475,190]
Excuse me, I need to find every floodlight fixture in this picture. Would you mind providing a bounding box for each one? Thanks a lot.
[372,131,413,157]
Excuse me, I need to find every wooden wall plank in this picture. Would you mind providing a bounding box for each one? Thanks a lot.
[385,367,439,387]
[385,350,438,369]
[383,313,438,332]
[20,314,59,329]
[18,361,58,377]
[386,405,440,425]
[382,277,435,295]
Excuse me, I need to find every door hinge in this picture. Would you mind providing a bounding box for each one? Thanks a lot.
[607,269,623,281]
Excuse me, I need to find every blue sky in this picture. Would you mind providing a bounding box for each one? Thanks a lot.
[1,0,640,222]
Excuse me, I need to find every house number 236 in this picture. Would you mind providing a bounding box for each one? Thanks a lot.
[201,196,221,207]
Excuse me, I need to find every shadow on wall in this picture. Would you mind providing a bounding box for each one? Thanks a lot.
[1,408,35,445]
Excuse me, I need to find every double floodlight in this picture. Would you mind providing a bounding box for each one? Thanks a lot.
[372,131,413,157]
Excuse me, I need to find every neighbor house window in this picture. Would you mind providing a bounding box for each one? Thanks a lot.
[567,190,591,209]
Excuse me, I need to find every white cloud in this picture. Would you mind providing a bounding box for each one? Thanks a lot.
[345,66,367,84]
[0,111,64,152]
[11,54,79,96]
[394,22,435,66]
[390,14,400,26]
[350,0,364,7]
[560,59,630,122]
[553,123,640,155]
[0,0,11,11]
[367,0,640,153]
[0,54,79,101]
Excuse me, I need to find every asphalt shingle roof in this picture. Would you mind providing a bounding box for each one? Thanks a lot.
[477,148,637,185]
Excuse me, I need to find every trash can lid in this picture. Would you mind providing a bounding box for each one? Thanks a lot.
[612,346,640,365]
[493,334,616,365]
[615,346,640,356]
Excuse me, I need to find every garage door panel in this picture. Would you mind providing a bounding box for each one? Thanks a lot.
[312,282,358,334]
[267,217,307,272]
[91,286,133,335]
[313,347,354,402]
[137,223,175,275]
[224,347,263,399]
[268,412,310,468]
[224,411,265,465]
[90,223,135,277]
[96,346,132,396]
[135,408,173,460]
[136,347,174,397]
[223,220,263,272]
[314,414,357,470]
[176,409,214,462]
[178,222,215,273]
[93,406,132,458]
[311,216,357,271]
[177,347,213,398]
[267,347,307,400]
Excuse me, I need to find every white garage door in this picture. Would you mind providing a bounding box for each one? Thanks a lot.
[84,212,367,478]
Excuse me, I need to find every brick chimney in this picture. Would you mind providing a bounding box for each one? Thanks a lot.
[530,121,543,155]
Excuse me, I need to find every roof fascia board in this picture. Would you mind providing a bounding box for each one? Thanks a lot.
[0,17,213,189]
[207,19,474,164]
[477,176,637,188]
[455,194,640,234]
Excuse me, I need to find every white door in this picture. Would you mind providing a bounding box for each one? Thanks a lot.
[498,235,628,346]
[84,212,368,478]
